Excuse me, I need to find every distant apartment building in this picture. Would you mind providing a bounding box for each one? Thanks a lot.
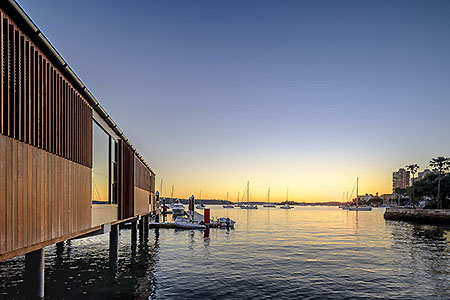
[417,169,433,181]
[380,193,397,201]
[393,168,410,191]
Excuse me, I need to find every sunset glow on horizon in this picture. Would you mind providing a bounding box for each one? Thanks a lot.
[19,0,450,202]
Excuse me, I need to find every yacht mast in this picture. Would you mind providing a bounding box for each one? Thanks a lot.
[171,185,174,200]
[268,188,271,203]
[356,177,359,206]
[247,181,249,203]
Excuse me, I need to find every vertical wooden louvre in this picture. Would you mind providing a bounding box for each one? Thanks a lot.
[0,12,91,168]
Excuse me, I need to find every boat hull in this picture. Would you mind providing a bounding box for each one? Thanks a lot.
[348,206,372,211]
[240,206,258,209]
[174,223,206,229]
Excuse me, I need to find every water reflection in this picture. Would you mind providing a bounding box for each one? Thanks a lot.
[0,229,160,299]
[1,207,450,299]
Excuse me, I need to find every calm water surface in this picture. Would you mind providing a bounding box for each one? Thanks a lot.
[1,206,450,299]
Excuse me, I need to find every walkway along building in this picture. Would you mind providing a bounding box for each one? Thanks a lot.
[0,1,157,295]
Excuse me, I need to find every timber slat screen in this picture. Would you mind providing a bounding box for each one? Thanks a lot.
[0,10,92,168]
[0,9,93,259]
[0,134,92,258]
[120,141,134,219]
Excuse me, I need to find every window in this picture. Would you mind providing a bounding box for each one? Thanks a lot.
[92,121,111,204]
[110,138,118,204]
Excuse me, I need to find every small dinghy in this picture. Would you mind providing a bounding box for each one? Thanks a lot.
[217,217,236,228]
[174,216,206,230]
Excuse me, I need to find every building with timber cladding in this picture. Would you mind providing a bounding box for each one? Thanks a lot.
[0,0,157,266]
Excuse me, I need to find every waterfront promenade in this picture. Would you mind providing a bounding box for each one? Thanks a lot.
[384,208,450,224]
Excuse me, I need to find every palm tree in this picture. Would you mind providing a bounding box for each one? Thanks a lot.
[429,157,450,208]
[406,164,419,206]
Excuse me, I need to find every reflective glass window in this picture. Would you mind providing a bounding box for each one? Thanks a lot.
[92,122,110,204]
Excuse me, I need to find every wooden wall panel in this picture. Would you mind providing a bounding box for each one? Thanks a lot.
[0,10,92,168]
[120,140,134,219]
[134,187,150,216]
[0,131,5,254]
[134,156,151,192]
[0,134,92,258]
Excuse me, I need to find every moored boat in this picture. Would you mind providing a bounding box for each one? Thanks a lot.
[241,204,258,209]
[280,188,292,209]
[280,204,292,209]
[172,200,185,215]
[174,216,206,229]
[348,206,372,211]
[217,217,236,228]
[196,203,206,209]
[263,188,276,207]
[348,178,372,211]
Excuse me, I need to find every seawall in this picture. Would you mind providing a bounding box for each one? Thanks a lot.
[384,208,450,224]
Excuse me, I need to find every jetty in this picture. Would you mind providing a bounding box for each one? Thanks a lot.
[384,208,450,224]
[0,1,158,298]
[150,209,219,228]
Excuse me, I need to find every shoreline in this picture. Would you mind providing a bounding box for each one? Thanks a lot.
[384,208,450,224]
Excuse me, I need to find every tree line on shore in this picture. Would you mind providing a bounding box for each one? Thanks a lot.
[402,157,450,209]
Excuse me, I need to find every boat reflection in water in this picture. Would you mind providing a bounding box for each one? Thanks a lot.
[1,207,450,299]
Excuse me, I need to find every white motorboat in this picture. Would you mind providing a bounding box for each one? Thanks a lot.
[240,204,258,209]
[172,200,185,215]
[216,217,236,228]
[174,216,206,229]
[196,203,206,209]
[348,206,372,211]
[280,204,292,209]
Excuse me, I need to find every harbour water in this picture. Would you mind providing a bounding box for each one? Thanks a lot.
[1,206,450,299]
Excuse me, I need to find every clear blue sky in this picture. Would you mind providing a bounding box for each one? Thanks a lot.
[19,0,450,201]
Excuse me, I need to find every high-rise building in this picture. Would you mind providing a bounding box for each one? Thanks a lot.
[393,168,410,191]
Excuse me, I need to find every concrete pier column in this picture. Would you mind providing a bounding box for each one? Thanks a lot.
[131,220,138,243]
[25,248,45,299]
[56,241,64,251]
[109,224,119,261]
[138,217,144,241]
[144,216,149,237]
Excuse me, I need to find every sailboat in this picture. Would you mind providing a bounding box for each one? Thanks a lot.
[196,190,206,209]
[263,188,276,207]
[241,181,258,209]
[223,191,234,208]
[348,178,372,211]
[340,191,351,210]
[280,188,292,209]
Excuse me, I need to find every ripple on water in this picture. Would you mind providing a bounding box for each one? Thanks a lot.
[1,207,450,299]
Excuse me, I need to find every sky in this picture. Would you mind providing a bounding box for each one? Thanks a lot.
[18,0,450,202]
